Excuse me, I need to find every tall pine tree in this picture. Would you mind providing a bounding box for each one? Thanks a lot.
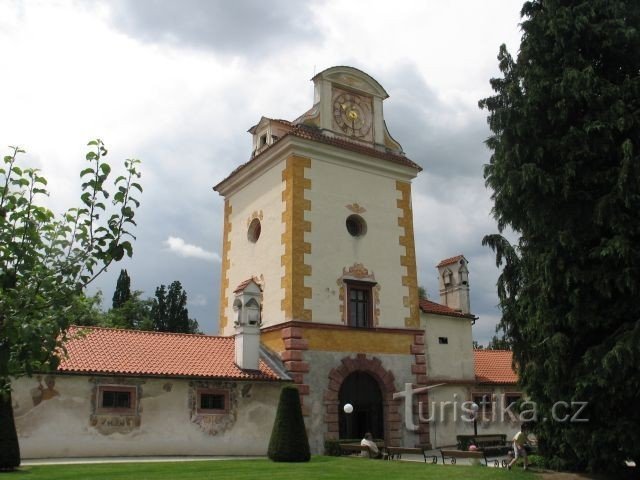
[479,0,640,473]
[151,281,199,334]
[112,269,131,309]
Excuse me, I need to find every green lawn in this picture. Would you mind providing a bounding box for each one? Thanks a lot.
[8,456,538,479]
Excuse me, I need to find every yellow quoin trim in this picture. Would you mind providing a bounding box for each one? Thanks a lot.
[397,181,420,328]
[261,329,286,353]
[281,155,313,321]
[218,199,232,333]
[305,328,413,354]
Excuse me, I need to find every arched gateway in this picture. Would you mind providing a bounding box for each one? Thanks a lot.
[324,354,403,446]
[339,372,383,439]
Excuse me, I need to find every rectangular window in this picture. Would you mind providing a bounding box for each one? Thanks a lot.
[97,386,136,413]
[201,393,225,410]
[438,337,449,344]
[197,389,229,414]
[103,390,131,409]
[472,393,493,412]
[346,282,373,328]
[504,392,522,407]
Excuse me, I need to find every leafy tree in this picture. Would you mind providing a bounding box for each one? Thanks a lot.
[472,340,484,350]
[151,281,199,334]
[112,269,131,309]
[268,385,310,462]
[108,291,153,330]
[0,141,141,470]
[74,291,110,327]
[417,285,427,300]
[486,333,510,351]
[479,0,640,474]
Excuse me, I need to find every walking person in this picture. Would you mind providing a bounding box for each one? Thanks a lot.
[508,424,529,470]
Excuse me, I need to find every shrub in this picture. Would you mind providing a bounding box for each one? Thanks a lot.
[324,440,342,456]
[267,385,310,462]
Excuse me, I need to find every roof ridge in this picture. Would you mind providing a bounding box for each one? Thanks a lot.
[475,349,513,353]
[68,325,228,339]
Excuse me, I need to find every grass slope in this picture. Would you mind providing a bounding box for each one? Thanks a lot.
[10,456,537,479]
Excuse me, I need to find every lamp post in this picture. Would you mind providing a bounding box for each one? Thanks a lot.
[470,402,479,436]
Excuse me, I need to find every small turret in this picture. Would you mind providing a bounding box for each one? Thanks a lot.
[233,279,262,370]
[436,255,470,314]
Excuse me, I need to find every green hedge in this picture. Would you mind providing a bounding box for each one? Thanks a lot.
[267,385,310,462]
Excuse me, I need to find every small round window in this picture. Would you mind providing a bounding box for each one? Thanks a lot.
[247,218,261,243]
[346,214,367,237]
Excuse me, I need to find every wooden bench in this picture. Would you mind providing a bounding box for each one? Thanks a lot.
[385,447,437,463]
[457,434,508,450]
[441,449,488,466]
[340,443,375,458]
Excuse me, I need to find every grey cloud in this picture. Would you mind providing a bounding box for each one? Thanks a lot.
[382,64,490,180]
[378,64,504,344]
[105,0,322,57]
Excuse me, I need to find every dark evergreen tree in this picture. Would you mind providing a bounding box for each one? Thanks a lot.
[151,281,199,334]
[268,385,310,462]
[112,269,132,309]
[479,0,640,474]
[0,392,20,470]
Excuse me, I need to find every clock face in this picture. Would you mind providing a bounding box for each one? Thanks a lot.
[332,90,372,138]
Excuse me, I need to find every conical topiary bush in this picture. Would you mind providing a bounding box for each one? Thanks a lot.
[267,385,310,462]
[0,391,20,471]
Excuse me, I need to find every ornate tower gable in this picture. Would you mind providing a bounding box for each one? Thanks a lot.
[295,66,404,153]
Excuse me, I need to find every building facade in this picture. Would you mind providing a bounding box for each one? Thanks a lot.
[13,66,520,458]
[213,67,519,452]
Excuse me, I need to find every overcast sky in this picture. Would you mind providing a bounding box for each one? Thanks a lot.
[0,0,524,344]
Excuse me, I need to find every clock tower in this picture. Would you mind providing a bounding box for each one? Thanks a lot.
[214,66,429,452]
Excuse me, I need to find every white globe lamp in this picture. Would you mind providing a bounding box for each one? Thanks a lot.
[343,403,354,414]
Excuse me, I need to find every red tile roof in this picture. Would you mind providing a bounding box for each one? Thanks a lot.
[233,278,261,293]
[419,298,474,318]
[57,326,284,381]
[436,255,465,268]
[474,350,518,384]
[214,124,421,191]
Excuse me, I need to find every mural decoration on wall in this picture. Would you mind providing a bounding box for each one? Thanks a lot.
[30,375,59,406]
[189,381,238,436]
[89,377,144,435]
[246,210,264,227]
[345,203,366,214]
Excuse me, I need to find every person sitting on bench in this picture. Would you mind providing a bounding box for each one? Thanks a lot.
[361,432,382,458]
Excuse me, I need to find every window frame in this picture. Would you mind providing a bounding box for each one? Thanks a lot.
[345,280,374,329]
[471,392,494,413]
[504,392,523,408]
[196,388,229,415]
[96,385,137,414]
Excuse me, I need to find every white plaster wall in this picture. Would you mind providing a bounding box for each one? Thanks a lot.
[12,375,282,458]
[422,312,475,380]
[426,385,521,448]
[302,351,416,454]
[223,159,286,335]
[305,158,409,327]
